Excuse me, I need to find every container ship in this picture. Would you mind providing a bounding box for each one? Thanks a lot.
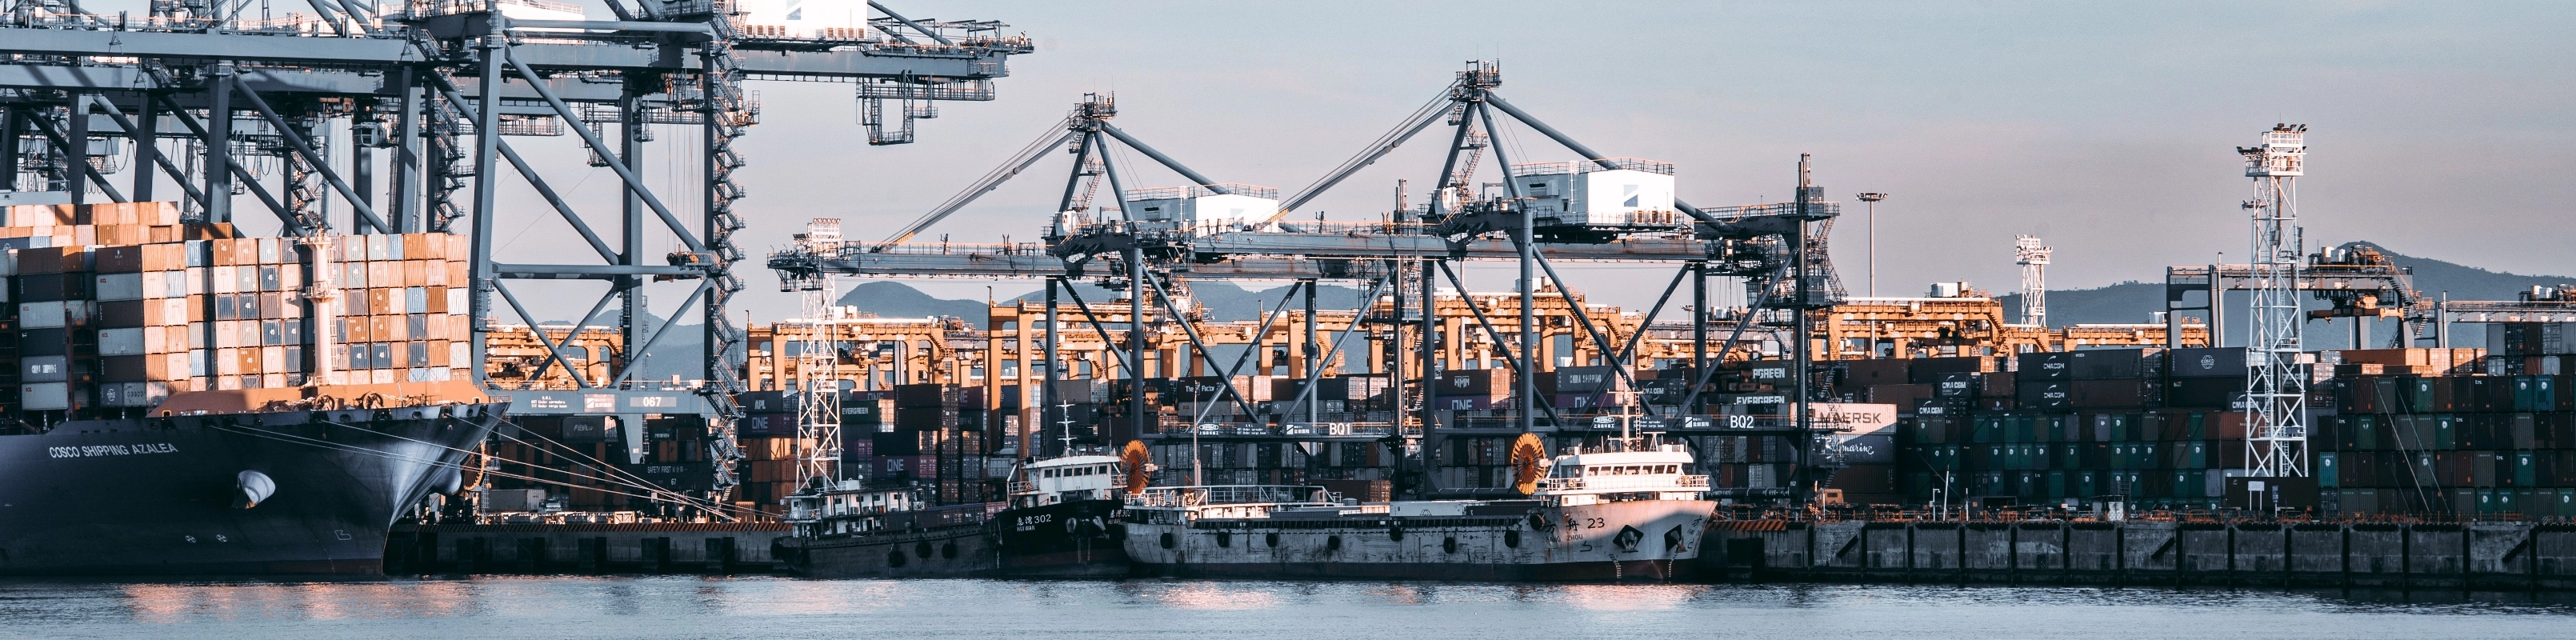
[1120,433,1712,582]
[0,202,499,574]
[0,383,503,574]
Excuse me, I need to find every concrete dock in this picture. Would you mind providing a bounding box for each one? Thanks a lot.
[1700,519,2576,590]
[386,523,794,574]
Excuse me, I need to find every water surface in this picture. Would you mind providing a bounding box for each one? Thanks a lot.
[1,577,2570,639]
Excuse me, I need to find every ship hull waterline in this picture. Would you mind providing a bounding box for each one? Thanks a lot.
[1124,499,1712,582]
[0,403,502,575]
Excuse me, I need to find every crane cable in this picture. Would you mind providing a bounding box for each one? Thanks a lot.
[879,117,1078,248]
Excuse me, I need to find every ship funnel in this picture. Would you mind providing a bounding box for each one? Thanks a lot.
[236,470,278,509]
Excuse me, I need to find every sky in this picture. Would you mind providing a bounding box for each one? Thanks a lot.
[102,0,2576,324]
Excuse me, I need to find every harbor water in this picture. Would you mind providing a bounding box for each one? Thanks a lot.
[2,577,2572,639]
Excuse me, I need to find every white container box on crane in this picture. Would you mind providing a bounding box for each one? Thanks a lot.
[736,0,873,39]
[1124,184,1281,231]
[1509,158,1676,226]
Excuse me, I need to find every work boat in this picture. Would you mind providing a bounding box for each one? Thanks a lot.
[778,442,1146,578]
[988,445,1140,578]
[1121,433,1714,582]
[775,482,1001,578]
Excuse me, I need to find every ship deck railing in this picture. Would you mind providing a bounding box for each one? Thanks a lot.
[1539,474,1712,492]
[1129,485,1330,508]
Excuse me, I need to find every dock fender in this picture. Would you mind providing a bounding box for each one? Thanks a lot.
[235,470,277,509]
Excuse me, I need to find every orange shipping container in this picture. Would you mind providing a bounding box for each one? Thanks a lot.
[403,260,424,286]
[209,239,238,266]
[427,339,450,366]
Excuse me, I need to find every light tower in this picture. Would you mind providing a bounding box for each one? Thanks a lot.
[789,219,847,495]
[1857,193,1888,296]
[2014,235,2050,326]
[2239,124,2310,481]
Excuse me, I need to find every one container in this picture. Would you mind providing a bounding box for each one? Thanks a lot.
[2166,347,2250,378]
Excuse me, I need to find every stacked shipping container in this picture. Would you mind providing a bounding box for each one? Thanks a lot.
[1,202,470,418]
[2318,357,2576,518]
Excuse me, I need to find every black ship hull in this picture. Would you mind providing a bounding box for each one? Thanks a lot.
[991,499,1129,578]
[0,402,502,574]
[779,522,996,578]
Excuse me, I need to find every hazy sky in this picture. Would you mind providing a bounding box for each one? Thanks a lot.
[140,1,2576,323]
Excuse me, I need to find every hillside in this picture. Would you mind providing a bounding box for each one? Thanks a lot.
[1996,242,2574,345]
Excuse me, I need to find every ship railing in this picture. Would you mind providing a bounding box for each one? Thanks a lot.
[1678,474,1711,488]
[1128,485,1326,508]
[1008,481,1034,494]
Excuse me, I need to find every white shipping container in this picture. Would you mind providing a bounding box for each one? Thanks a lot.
[0,248,14,275]
[184,266,205,295]
[21,382,71,410]
[450,342,470,369]
[100,381,170,407]
[210,266,236,294]
[98,327,145,355]
[94,273,144,301]
[18,301,65,328]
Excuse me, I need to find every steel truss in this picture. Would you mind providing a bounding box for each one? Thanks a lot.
[1,0,1032,497]
[766,62,1850,501]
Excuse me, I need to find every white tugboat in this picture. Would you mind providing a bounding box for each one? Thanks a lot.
[1120,426,1714,582]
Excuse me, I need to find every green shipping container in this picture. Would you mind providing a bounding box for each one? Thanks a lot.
[2354,415,2378,452]
[2436,417,2458,450]
[2514,451,2535,486]
[2047,470,2066,498]
[2318,451,2340,488]
[2558,489,2576,518]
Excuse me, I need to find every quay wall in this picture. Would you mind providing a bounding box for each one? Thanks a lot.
[386,523,793,574]
[1700,520,2576,590]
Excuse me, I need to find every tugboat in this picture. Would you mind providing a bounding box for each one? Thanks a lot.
[1120,426,1713,582]
[775,482,1003,578]
[989,442,1144,578]
[778,442,1147,578]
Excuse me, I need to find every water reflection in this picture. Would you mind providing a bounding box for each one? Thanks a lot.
[1557,584,1700,611]
[1138,582,1284,610]
[2,578,2572,639]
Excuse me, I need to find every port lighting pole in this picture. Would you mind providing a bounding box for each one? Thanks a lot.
[2239,125,2310,482]
[1856,193,1886,297]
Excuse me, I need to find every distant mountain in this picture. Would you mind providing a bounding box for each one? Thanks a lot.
[834,281,990,320]
[1006,281,1367,322]
[1996,242,2575,345]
